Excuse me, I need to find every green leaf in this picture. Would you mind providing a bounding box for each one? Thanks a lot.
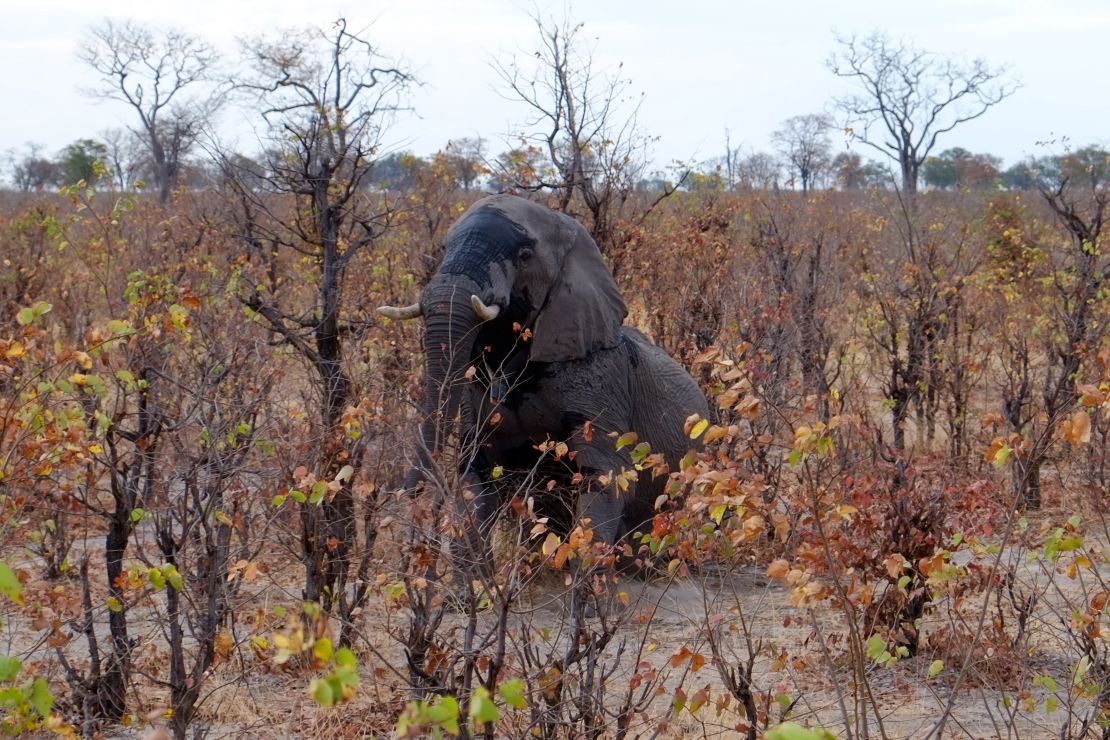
[106,597,123,612]
[309,480,328,505]
[469,686,500,725]
[671,687,686,715]
[0,656,21,683]
[928,660,944,677]
[16,301,51,326]
[29,678,52,717]
[767,722,836,740]
[334,647,357,670]
[498,678,527,709]
[106,319,132,336]
[427,695,460,734]
[0,563,22,605]
[865,634,886,661]
[309,678,335,707]
[615,432,638,450]
[1058,535,1083,552]
[162,564,183,591]
[313,638,334,663]
[679,449,698,471]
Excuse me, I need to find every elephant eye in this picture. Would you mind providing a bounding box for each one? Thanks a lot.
[518,247,534,263]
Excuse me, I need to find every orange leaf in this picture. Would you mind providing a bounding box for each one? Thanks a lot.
[702,425,729,444]
[1078,384,1105,407]
[918,552,944,577]
[552,543,572,569]
[766,559,790,579]
[1065,409,1092,446]
[883,554,906,579]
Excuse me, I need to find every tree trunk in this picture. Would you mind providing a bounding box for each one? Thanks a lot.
[1011,452,1042,509]
[100,506,131,720]
[900,152,919,196]
[301,190,357,609]
[149,134,172,204]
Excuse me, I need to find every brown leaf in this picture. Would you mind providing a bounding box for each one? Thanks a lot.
[1065,409,1092,446]
[766,559,790,579]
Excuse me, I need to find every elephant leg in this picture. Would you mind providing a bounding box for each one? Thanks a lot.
[576,478,624,546]
[568,475,627,618]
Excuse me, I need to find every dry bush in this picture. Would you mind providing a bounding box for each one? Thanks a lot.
[2,176,1110,738]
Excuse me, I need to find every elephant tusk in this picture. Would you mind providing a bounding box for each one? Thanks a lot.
[470,295,501,321]
[377,302,423,320]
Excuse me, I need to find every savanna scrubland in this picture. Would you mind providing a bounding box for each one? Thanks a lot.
[2,12,1110,740]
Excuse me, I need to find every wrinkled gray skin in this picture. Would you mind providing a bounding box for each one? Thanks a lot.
[393,194,708,558]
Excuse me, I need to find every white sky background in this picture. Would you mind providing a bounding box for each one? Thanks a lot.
[1,0,1108,172]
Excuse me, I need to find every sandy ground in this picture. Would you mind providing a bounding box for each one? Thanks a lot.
[4,509,1099,739]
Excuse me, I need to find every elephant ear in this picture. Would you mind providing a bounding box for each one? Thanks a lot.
[530,223,626,363]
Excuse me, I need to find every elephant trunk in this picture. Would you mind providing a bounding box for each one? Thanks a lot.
[408,277,486,485]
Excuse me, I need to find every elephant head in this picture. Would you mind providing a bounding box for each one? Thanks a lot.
[380,195,627,480]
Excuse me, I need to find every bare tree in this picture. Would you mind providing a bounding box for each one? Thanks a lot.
[1000,149,1109,507]
[772,114,833,193]
[100,128,145,191]
[5,142,59,192]
[735,152,782,190]
[724,128,741,191]
[828,32,1016,195]
[224,17,412,639]
[494,11,664,253]
[78,19,221,203]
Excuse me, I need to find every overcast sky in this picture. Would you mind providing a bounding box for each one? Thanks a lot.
[1,0,1108,172]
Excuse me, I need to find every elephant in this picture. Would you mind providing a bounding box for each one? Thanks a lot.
[379,194,708,568]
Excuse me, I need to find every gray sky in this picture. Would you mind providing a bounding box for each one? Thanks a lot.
[2,0,1108,171]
